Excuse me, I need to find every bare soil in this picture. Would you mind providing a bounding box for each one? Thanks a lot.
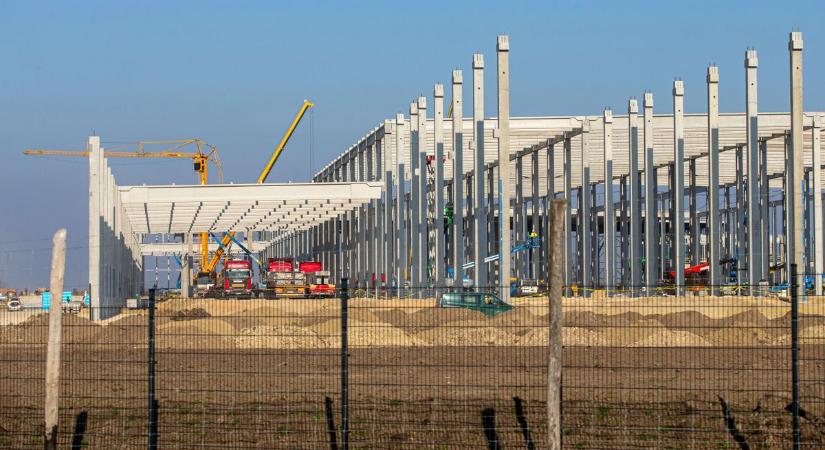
[1,296,823,448]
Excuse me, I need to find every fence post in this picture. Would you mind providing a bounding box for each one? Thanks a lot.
[44,228,67,450]
[790,263,800,449]
[148,288,158,450]
[547,200,565,450]
[340,277,349,450]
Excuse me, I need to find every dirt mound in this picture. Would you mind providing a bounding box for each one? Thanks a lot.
[415,326,515,346]
[800,324,825,344]
[562,327,608,346]
[631,329,711,347]
[232,325,334,349]
[350,320,427,347]
[169,308,211,321]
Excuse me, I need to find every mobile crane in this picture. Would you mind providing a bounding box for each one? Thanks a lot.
[202,100,315,283]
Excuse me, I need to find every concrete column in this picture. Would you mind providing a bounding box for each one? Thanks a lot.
[707,66,721,294]
[745,49,763,288]
[628,99,642,294]
[545,143,555,281]
[409,101,420,290]
[531,148,540,279]
[736,146,746,284]
[452,70,465,288]
[788,31,804,295]
[472,53,487,289]
[88,136,102,319]
[497,35,511,302]
[417,97,428,288]
[813,114,823,293]
[643,92,657,292]
[620,176,629,286]
[603,109,615,291]
[383,122,394,288]
[434,85,446,286]
[672,81,685,294]
[760,140,771,280]
[395,114,407,289]
[564,137,573,291]
[515,156,524,277]
[580,120,592,296]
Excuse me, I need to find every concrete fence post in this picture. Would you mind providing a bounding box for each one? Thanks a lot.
[44,228,67,450]
[547,199,566,450]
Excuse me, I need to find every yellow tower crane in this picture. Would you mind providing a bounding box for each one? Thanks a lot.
[23,139,222,273]
[200,99,315,276]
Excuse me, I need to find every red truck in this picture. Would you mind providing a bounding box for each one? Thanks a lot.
[220,259,254,298]
[261,258,334,298]
[298,261,335,298]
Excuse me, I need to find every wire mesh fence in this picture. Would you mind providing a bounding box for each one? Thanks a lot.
[1,280,824,448]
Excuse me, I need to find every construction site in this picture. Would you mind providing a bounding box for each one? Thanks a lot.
[2,15,825,449]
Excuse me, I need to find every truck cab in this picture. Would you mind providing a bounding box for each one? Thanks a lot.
[222,260,253,298]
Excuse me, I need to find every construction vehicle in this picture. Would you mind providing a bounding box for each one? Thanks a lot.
[299,261,335,298]
[24,139,223,276]
[437,291,513,316]
[202,100,315,283]
[219,260,255,299]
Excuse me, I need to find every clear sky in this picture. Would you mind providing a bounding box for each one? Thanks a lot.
[1,0,823,289]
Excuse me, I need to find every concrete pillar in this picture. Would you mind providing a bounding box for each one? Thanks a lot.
[395,114,407,289]
[496,35,511,302]
[452,70,464,288]
[564,137,573,291]
[88,136,102,320]
[531,148,540,279]
[417,97,428,288]
[383,121,394,289]
[620,176,629,286]
[744,49,763,289]
[707,66,721,294]
[580,120,592,297]
[409,102,420,290]
[603,109,615,291]
[487,162,496,282]
[735,146,746,284]
[761,139,771,280]
[515,156,524,277]
[813,114,823,293]
[628,99,642,294]
[672,81,685,294]
[472,53,487,289]
[545,143,555,281]
[788,31,805,295]
[643,92,657,292]
[434,85,446,286]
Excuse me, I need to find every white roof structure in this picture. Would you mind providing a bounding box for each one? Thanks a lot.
[119,182,383,236]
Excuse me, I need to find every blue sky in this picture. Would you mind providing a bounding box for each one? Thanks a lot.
[1,0,823,289]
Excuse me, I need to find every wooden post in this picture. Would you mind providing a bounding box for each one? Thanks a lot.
[44,228,67,450]
[547,200,565,450]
